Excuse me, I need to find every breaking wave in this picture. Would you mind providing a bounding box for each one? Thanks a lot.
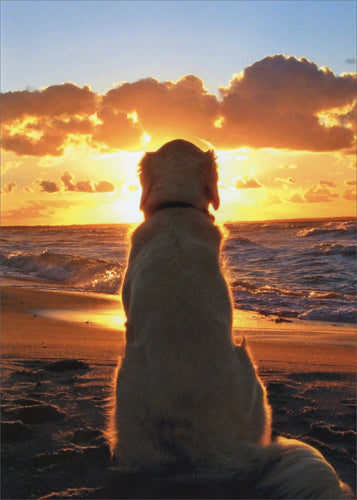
[0,250,123,294]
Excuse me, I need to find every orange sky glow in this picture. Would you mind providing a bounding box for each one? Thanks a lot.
[1,55,356,225]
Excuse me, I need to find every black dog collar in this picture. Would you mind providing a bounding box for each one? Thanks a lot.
[154,201,215,221]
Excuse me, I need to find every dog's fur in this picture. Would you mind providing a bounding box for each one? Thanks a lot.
[113,140,350,498]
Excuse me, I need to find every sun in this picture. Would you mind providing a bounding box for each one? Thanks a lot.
[111,180,143,223]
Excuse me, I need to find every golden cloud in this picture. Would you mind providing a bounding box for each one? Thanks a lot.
[235,176,262,189]
[289,182,339,203]
[1,56,356,156]
[2,181,17,193]
[343,189,356,201]
[36,171,117,193]
[3,200,80,221]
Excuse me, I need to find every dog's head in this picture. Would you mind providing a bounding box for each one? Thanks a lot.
[139,139,220,218]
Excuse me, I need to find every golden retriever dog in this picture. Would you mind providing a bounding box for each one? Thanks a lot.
[112,139,350,498]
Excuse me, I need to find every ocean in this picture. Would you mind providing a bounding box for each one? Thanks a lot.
[1,218,356,325]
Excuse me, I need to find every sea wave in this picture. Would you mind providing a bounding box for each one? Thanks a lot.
[0,250,123,294]
[232,281,356,324]
[311,243,356,257]
[299,307,356,324]
[297,221,356,238]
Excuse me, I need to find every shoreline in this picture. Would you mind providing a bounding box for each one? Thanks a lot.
[1,284,356,498]
[2,279,356,334]
[2,284,355,372]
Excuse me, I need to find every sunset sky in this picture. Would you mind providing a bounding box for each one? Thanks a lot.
[1,0,356,225]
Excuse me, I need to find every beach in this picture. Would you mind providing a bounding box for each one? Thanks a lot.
[1,284,355,499]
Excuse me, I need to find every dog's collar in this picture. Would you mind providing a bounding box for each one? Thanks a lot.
[153,201,215,221]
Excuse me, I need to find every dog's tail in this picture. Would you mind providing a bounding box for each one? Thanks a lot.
[250,437,353,499]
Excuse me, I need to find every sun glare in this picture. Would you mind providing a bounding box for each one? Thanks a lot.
[214,116,224,128]
[141,132,151,147]
[111,178,143,223]
[127,111,138,124]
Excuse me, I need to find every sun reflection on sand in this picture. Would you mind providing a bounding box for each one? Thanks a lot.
[36,307,127,330]
[34,305,356,347]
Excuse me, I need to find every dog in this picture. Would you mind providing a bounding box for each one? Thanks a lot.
[112,139,351,498]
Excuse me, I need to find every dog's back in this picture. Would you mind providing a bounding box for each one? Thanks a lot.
[116,208,270,472]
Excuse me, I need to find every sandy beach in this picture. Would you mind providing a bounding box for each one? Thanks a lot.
[1,285,356,499]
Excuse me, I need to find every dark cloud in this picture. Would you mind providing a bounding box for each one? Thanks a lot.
[217,55,356,152]
[345,58,356,65]
[1,83,97,123]
[37,171,116,193]
[90,105,143,151]
[235,177,262,189]
[1,56,355,156]
[37,180,61,193]
[61,171,76,191]
[2,131,67,157]
[94,180,117,193]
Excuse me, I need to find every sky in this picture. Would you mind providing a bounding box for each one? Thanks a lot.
[1,0,356,225]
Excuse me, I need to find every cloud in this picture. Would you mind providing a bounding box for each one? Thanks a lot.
[235,176,262,189]
[3,200,80,221]
[101,75,219,150]
[1,83,97,123]
[319,180,336,188]
[289,193,305,203]
[94,180,117,193]
[62,171,116,193]
[217,55,356,152]
[2,181,17,193]
[345,58,356,65]
[304,186,338,203]
[1,56,355,156]
[343,180,356,201]
[1,83,97,157]
[37,180,61,193]
[61,171,76,191]
[289,182,339,203]
[36,171,117,193]
[275,177,295,185]
[90,105,143,151]
[343,189,356,201]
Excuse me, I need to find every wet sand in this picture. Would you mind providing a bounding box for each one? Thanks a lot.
[1,285,356,498]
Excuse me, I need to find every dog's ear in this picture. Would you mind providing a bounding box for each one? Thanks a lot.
[204,150,220,211]
[139,152,154,212]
